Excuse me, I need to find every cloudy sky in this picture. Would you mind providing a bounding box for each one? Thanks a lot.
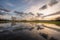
[0,0,47,13]
[0,0,60,13]
[0,0,60,20]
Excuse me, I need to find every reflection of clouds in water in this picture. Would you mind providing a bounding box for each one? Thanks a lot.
[36,24,44,30]
[0,22,60,40]
[0,23,45,40]
[42,23,60,32]
[12,23,44,32]
[11,22,16,26]
[39,33,57,40]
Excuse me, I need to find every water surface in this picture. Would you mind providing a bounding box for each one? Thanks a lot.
[0,22,60,40]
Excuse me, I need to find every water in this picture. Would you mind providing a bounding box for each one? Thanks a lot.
[0,22,60,40]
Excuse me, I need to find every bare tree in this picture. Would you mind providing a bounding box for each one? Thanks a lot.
[11,16,16,21]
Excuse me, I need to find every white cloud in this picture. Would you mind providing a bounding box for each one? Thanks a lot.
[24,5,40,14]
[40,1,60,15]
[24,0,48,14]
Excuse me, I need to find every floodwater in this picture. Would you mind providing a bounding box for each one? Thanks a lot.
[0,22,60,40]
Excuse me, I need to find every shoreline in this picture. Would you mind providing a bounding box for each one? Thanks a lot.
[0,20,60,25]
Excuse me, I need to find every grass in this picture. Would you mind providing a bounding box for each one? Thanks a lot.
[42,21,60,26]
[19,21,60,25]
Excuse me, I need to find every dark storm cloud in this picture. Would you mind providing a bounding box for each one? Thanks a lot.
[48,0,58,6]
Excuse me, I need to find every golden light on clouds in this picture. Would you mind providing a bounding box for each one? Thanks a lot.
[24,5,40,15]
[0,0,60,20]
[43,14,60,20]
[40,2,60,15]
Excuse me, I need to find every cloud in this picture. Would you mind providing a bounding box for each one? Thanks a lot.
[0,6,10,12]
[39,0,58,10]
[29,12,34,15]
[36,13,43,17]
[0,12,5,15]
[39,4,47,10]
[14,11,24,16]
[0,10,8,15]
[24,0,47,5]
[9,0,48,17]
[48,0,58,6]
[6,2,14,7]
[40,1,60,16]
[24,5,40,14]
[43,11,60,17]
[24,0,48,14]
[24,0,33,4]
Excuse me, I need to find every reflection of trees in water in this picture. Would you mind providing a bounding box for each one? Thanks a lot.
[39,33,57,40]
[55,17,60,26]
[55,24,60,26]
[11,22,16,26]
[0,23,59,40]
[56,17,60,21]
[0,23,45,40]
[49,37,57,40]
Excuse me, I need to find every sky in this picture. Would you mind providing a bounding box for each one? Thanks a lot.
[40,0,60,15]
[0,0,60,20]
[0,0,47,13]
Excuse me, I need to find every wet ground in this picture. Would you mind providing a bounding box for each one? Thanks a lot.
[0,22,60,40]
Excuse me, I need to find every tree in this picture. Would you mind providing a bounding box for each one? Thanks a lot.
[56,17,60,21]
[11,16,16,21]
